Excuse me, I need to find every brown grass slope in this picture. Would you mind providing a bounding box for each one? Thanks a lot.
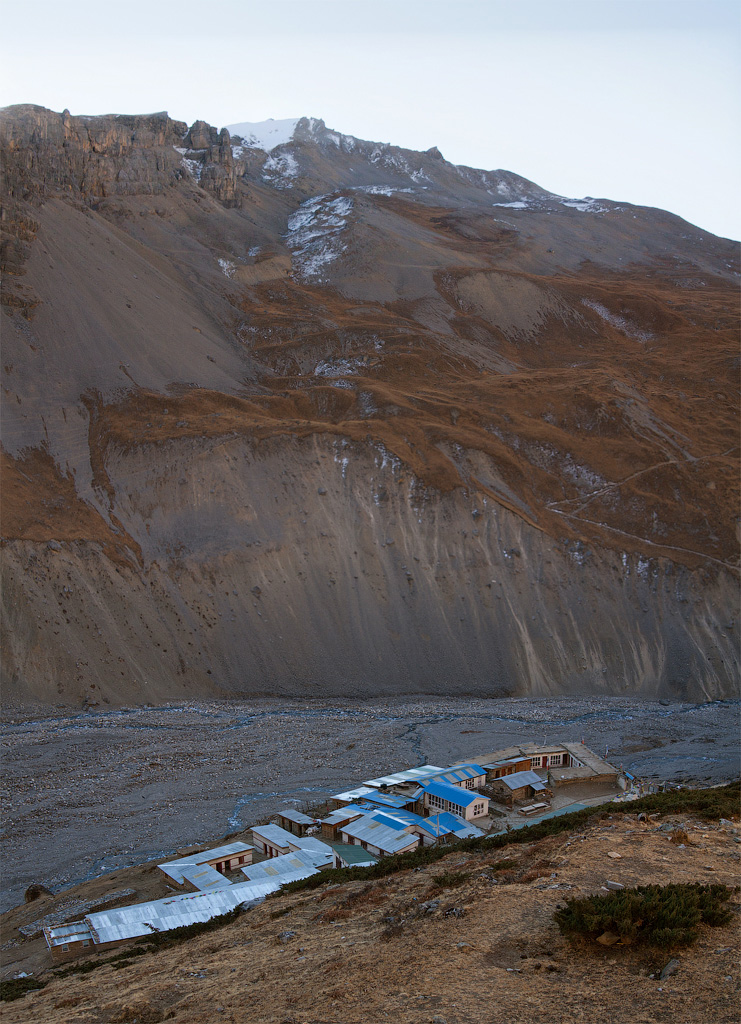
[2,809,739,1024]
[1,105,739,703]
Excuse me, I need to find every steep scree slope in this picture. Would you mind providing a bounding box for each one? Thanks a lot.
[0,105,738,704]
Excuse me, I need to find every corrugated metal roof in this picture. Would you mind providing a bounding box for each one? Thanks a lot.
[340,816,419,855]
[420,780,485,806]
[86,881,279,944]
[440,763,487,778]
[278,809,316,825]
[368,811,415,832]
[158,841,254,883]
[241,848,324,882]
[356,790,410,809]
[250,823,296,848]
[494,770,543,791]
[332,785,385,803]
[320,805,367,825]
[288,836,333,860]
[179,864,233,892]
[44,921,94,947]
[364,765,445,788]
[334,788,412,809]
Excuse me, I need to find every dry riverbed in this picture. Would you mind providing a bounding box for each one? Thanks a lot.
[1,696,738,913]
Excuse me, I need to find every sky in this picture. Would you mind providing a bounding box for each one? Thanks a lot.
[2,0,739,239]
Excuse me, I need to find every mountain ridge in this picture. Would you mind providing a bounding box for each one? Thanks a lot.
[0,104,738,705]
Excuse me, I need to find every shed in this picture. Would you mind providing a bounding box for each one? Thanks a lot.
[44,921,95,964]
[158,841,254,887]
[333,844,378,869]
[320,805,366,840]
[250,823,296,858]
[276,809,317,836]
[489,770,549,807]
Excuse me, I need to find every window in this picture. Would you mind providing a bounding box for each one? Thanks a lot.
[62,944,69,951]
[82,940,90,946]
[548,754,563,766]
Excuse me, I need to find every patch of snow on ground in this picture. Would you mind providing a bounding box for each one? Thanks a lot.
[248,246,261,258]
[231,145,245,160]
[181,156,202,181]
[224,118,301,152]
[581,299,652,342]
[354,185,414,196]
[218,258,236,279]
[314,358,365,378]
[262,152,299,187]
[285,194,353,280]
[560,197,608,213]
[492,200,528,209]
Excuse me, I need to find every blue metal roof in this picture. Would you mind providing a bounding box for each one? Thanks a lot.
[356,790,410,809]
[368,809,423,831]
[420,779,484,806]
[430,764,487,785]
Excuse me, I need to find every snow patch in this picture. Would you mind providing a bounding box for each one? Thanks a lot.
[285,194,353,280]
[314,357,365,378]
[492,200,528,209]
[560,197,608,213]
[262,151,299,187]
[225,117,301,152]
[354,184,414,197]
[581,299,652,342]
[181,156,202,181]
[218,258,236,279]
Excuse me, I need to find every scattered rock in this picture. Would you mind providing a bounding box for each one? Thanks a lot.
[279,930,297,943]
[596,931,622,946]
[605,880,625,890]
[607,851,622,859]
[659,959,680,980]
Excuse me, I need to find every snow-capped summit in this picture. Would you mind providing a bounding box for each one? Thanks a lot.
[224,117,302,152]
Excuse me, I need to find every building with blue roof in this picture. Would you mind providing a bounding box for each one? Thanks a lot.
[420,779,489,820]
[427,764,487,790]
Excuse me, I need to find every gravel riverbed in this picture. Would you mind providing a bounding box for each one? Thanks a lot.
[1,695,738,912]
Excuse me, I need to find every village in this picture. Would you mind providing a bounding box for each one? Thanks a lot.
[43,740,625,963]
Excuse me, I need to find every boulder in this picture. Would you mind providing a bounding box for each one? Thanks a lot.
[24,883,53,903]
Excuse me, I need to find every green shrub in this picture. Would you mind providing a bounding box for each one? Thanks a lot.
[0,977,46,1002]
[554,882,735,948]
[431,871,470,888]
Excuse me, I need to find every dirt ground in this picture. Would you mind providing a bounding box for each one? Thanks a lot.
[2,812,739,1024]
[1,696,738,917]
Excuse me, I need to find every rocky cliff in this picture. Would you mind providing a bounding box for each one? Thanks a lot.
[1,105,738,704]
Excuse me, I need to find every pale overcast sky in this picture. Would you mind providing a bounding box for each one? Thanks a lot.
[2,0,739,239]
